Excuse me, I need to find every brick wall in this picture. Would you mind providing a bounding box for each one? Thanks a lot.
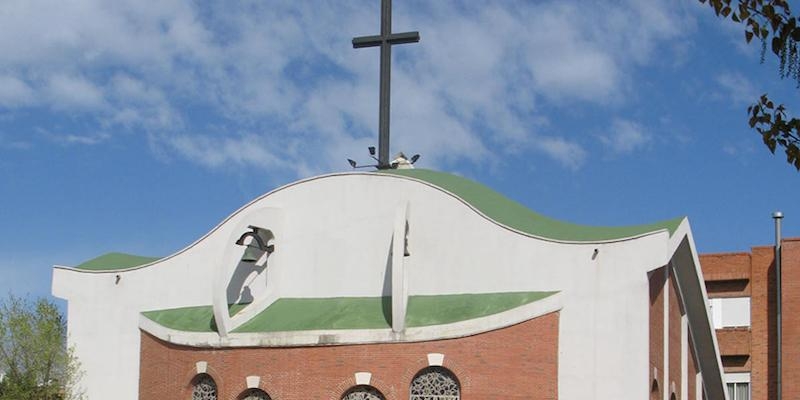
[139,311,559,400]
[699,238,800,400]
[715,328,751,358]
[669,272,683,399]
[779,239,800,400]
[748,245,775,400]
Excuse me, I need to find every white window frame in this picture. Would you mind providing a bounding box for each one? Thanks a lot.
[709,297,750,328]
[725,372,750,400]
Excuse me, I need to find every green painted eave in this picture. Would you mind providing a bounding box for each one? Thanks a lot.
[142,303,249,332]
[404,291,556,327]
[141,291,557,333]
[75,252,161,271]
[379,169,683,242]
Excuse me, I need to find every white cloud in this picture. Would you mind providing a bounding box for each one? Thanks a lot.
[0,1,696,175]
[536,136,587,170]
[716,71,758,106]
[722,140,755,158]
[168,133,282,170]
[0,75,35,107]
[600,119,651,154]
[62,133,110,145]
[0,132,32,150]
[42,130,111,146]
[45,74,105,110]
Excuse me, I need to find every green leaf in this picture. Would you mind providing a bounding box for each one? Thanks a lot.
[764,5,775,18]
[792,28,800,41]
[773,37,783,55]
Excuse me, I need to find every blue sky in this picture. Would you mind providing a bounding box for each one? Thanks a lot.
[1,0,799,300]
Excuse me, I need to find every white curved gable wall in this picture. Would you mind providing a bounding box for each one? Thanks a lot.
[53,173,675,400]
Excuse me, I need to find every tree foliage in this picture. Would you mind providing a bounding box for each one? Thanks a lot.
[700,0,800,169]
[0,295,83,400]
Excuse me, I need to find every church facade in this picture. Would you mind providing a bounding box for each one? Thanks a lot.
[52,169,727,399]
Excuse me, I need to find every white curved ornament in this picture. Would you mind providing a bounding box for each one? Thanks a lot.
[212,207,283,337]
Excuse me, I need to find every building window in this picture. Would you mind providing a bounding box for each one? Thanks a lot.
[410,366,460,400]
[239,388,271,400]
[650,380,659,400]
[727,382,749,400]
[709,297,750,328]
[192,374,217,400]
[342,385,385,400]
[725,372,750,400]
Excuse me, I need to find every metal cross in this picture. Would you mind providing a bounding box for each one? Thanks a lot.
[353,0,420,169]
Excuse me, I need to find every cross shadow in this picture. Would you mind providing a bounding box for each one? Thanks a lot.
[381,238,393,326]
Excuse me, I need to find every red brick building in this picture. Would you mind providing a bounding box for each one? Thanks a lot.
[700,237,800,400]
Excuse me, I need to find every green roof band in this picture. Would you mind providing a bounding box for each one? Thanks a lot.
[76,252,161,271]
[141,291,557,333]
[379,169,683,242]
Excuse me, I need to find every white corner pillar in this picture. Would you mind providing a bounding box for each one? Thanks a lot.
[664,266,670,400]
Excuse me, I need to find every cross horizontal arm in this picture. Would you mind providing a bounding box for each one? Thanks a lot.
[352,35,382,48]
[352,31,420,48]
[387,31,420,44]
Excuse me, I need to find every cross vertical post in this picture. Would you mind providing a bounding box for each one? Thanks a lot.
[353,0,420,168]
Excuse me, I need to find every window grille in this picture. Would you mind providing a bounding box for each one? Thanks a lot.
[240,388,271,400]
[409,366,460,400]
[192,375,217,400]
[342,385,385,400]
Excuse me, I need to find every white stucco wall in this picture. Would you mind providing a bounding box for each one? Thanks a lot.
[52,172,689,400]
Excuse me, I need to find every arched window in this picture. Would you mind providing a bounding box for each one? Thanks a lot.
[409,366,460,400]
[192,374,217,400]
[342,385,386,400]
[650,380,660,400]
[239,388,271,400]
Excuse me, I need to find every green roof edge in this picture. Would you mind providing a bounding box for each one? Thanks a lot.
[141,292,557,334]
[378,169,683,242]
[74,169,682,270]
[75,252,161,271]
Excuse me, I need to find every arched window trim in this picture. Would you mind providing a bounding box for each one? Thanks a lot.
[191,373,218,400]
[341,384,386,400]
[409,366,461,400]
